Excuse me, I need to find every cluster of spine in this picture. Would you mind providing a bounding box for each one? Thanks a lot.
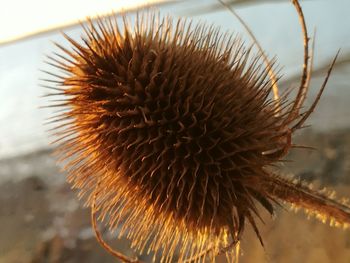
[45,12,350,262]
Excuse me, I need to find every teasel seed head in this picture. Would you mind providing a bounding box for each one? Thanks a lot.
[44,8,349,262]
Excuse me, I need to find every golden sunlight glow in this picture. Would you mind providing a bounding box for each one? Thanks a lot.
[0,0,165,44]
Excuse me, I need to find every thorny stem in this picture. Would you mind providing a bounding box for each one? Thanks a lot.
[292,50,339,131]
[286,0,310,123]
[305,28,316,90]
[261,175,350,226]
[288,1,340,132]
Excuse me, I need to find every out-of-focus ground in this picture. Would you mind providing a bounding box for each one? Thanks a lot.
[1,128,350,263]
[1,49,350,263]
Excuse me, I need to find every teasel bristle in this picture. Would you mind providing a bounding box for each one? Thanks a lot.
[44,8,350,263]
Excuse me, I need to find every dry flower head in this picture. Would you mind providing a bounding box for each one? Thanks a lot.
[44,0,350,262]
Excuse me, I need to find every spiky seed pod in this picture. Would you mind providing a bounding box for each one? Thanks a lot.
[45,10,350,263]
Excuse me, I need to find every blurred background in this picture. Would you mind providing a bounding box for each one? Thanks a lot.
[0,0,349,262]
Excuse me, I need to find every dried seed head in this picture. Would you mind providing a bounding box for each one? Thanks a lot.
[45,10,349,263]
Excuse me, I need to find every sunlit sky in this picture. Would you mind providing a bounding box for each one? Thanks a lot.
[0,0,164,43]
[0,0,349,158]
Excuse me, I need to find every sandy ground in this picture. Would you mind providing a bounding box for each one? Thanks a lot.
[0,128,350,263]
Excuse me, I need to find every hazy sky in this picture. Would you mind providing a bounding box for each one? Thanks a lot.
[0,0,349,158]
[0,0,165,43]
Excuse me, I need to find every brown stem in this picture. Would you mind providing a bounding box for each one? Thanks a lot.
[285,0,310,124]
[262,175,350,227]
[91,183,142,263]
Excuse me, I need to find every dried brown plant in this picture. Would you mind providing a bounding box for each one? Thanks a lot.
[44,0,350,262]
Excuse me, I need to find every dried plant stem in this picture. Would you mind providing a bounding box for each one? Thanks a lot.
[262,175,350,227]
[305,28,316,89]
[91,185,141,263]
[286,0,310,123]
[292,50,339,131]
